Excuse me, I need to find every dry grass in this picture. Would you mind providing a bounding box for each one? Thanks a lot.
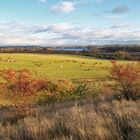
[0,96,140,140]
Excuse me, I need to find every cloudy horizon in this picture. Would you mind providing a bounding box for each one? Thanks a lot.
[0,0,140,46]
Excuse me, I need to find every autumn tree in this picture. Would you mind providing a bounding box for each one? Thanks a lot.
[110,61,140,100]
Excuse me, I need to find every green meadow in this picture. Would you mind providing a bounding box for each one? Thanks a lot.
[0,53,131,81]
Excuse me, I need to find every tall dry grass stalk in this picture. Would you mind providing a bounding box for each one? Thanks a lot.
[0,97,140,140]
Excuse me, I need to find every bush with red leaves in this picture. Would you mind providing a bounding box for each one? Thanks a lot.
[110,61,140,100]
[0,69,47,114]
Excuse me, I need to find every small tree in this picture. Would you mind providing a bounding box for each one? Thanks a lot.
[114,51,132,60]
[110,61,140,100]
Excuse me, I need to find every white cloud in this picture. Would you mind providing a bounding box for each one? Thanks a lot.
[48,23,74,32]
[51,1,75,13]
[0,21,140,46]
[110,23,135,29]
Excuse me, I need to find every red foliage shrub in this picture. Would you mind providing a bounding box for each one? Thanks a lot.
[110,61,140,100]
[0,69,47,114]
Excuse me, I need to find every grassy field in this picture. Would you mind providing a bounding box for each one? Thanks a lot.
[0,53,131,81]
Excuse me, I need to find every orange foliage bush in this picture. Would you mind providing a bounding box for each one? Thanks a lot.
[0,69,47,114]
[110,61,140,100]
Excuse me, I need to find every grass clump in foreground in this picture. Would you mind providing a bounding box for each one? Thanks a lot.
[0,96,140,140]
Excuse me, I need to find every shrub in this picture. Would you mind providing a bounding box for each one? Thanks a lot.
[37,82,89,105]
[47,80,74,94]
[110,61,140,100]
[0,69,47,115]
[37,80,75,104]
[114,51,132,60]
[71,84,89,98]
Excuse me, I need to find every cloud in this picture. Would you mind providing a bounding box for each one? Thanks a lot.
[93,5,129,19]
[107,5,129,14]
[51,1,75,13]
[110,23,135,29]
[0,21,140,46]
[48,23,75,32]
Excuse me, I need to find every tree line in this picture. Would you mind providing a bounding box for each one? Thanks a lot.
[1,44,140,60]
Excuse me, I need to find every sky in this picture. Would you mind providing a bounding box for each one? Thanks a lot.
[0,0,140,46]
